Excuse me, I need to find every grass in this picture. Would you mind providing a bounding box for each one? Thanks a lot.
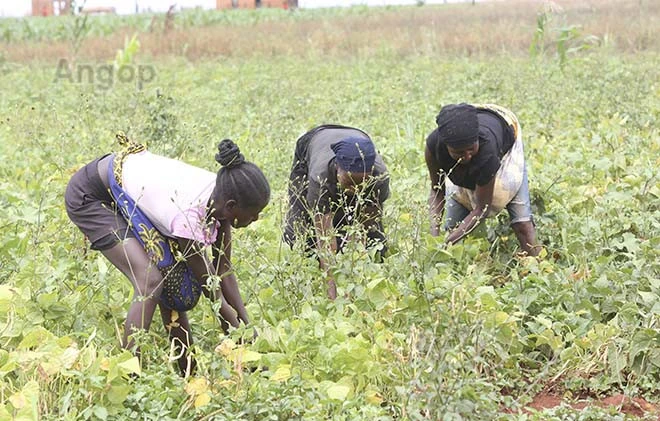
[0,1,659,420]
[1,0,658,62]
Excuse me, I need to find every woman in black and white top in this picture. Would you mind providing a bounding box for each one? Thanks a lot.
[425,103,539,256]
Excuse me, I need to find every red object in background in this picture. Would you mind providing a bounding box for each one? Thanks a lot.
[216,0,293,9]
[32,0,71,16]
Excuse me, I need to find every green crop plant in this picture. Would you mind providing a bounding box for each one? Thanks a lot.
[0,2,659,420]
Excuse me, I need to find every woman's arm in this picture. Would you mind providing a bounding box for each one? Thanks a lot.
[425,146,445,236]
[313,212,338,300]
[177,237,240,331]
[360,203,383,240]
[445,176,495,245]
[213,221,250,325]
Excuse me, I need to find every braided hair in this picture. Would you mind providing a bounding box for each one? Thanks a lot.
[212,139,270,210]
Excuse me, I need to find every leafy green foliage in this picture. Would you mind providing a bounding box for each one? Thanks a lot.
[529,4,602,71]
[0,6,659,421]
[114,34,140,69]
[0,6,387,43]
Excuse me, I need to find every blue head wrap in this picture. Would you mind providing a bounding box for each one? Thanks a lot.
[330,137,377,173]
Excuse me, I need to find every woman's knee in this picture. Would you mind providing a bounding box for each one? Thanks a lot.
[134,270,164,297]
[511,220,534,232]
[123,261,163,298]
[101,239,164,296]
[444,199,470,231]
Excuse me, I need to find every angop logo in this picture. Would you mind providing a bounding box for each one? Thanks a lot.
[53,59,156,90]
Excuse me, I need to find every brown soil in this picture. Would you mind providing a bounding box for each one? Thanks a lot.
[521,392,660,419]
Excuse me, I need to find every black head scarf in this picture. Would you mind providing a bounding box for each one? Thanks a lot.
[435,103,479,148]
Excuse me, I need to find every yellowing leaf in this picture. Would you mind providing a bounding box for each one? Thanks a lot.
[8,381,39,418]
[365,389,383,405]
[229,348,262,363]
[519,256,537,267]
[194,392,211,408]
[165,310,180,329]
[0,285,16,300]
[215,339,236,357]
[0,285,15,313]
[170,310,180,323]
[540,261,554,274]
[216,380,235,389]
[326,384,350,401]
[185,377,209,396]
[8,392,26,410]
[17,327,55,350]
[60,347,80,369]
[40,360,62,376]
[117,357,141,376]
[99,358,110,371]
[493,311,510,325]
[536,329,562,351]
[240,349,262,362]
[271,365,291,382]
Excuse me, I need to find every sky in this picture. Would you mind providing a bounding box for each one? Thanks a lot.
[0,0,479,17]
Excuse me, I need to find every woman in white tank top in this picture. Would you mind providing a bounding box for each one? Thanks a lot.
[65,135,270,376]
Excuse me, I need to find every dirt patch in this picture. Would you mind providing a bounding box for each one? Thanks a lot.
[526,393,563,411]
[522,392,660,419]
[600,394,658,418]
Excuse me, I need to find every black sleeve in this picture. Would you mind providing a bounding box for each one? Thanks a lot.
[375,174,390,204]
[426,128,451,173]
[307,178,338,215]
[306,180,326,214]
[425,129,440,159]
[317,184,333,215]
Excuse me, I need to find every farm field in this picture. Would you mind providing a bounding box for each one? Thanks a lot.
[0,1,659,420]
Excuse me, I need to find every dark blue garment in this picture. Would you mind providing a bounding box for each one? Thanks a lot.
[330,137,376,173]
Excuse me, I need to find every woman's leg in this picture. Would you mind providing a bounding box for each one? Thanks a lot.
[506,167,540,256]
[444,195,471,232]
[159,305,195,376]
[101,238,164,352]
[511,221,539,256]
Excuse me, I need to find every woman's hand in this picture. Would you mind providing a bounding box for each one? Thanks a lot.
[326,274,338,300]
[445,177,495,245]
[314,212,339,300]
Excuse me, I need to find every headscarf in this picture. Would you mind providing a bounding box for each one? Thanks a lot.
[330,137,376,173]
[436,103,479,148]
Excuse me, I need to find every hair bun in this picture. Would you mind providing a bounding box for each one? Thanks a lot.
[215,139,245,169]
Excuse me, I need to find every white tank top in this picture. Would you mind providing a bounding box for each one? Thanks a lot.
[121,151,219,244]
